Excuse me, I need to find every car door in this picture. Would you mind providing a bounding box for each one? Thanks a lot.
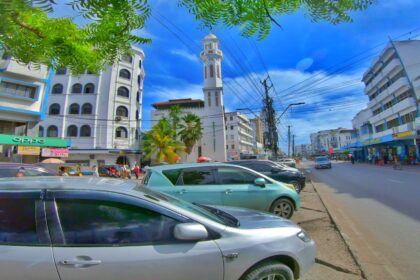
[0,191,59,280]
[252,163,290,183]
[172,167,224,206]
[216,166,268,211]
[46,191,224,280]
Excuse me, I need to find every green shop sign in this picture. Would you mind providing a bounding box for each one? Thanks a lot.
[0,134,69,148]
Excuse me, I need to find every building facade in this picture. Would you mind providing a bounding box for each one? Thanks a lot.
[310,128,355,155]
[40,46,145,167]
[355,40,420,162]
[0,53,70,163]
[295,144,312,158]
[151,33,227,162]
[225,112,254,160]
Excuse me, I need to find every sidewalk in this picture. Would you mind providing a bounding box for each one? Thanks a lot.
[293,176,364,279]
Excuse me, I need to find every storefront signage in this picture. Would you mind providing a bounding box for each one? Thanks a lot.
[0,134,69,147]
[363,138,381,145]
[41,148,69,158]
[392,131,414,139]
[17,146,41,155]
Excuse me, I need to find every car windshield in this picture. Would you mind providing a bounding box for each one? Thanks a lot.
[316,157,329,162]
[133,186,238,227]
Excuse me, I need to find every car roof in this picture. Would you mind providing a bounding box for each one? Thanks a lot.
[0,176,138,192]
[148,162,242,171]
[228,160,273,164]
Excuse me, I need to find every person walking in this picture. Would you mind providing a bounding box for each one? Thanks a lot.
[133,164,140,180]
[350,154,355,164]
[92,165,99,177]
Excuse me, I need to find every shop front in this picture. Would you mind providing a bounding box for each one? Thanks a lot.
[0,133,70,163]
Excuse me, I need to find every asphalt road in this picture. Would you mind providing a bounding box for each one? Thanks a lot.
[304,160,420,279]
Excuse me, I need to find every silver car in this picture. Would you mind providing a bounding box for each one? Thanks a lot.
[0,177,315,280]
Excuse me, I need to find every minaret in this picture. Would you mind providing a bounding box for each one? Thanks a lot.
[200,33,223,109]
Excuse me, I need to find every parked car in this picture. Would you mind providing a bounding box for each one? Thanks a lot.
[143,163,300,219]
[228,160,306,193]
[314,156,332,169]
[277,158,297,168]
[0,163,55,177]
[0,177,315,280]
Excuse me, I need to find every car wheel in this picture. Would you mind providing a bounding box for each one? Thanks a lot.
[241,262,294,280]
[270,198,294,219]
[289,180,302,193]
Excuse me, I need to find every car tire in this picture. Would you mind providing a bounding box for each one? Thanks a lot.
[289,180,302,193]
[270,198,295,219]
[241,262,294,280]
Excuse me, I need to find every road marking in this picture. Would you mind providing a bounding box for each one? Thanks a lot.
[386,179,404,184]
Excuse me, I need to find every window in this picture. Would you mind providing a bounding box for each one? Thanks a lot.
[55,199,178,245]
[401,111,417,125]
[0,196,41,245]
[67,125,78,137]
[116,106,129,117]
[117,86,130,98]
[373,107,382,116]
[72,83,82,94]
[119,69,131,80]
[122,55,133,63]
[375,123,385,133]
[209,65,214,78]
[69,103,80,114]
[230,126,233,130]
[207,92,211,106]
[204,66,207,79]
[52,83,63,94]
[215,91,219,106]
[80,125,91,137]
[56,68,67,75]
[181,167,215,185]
[0,81,38,99]
[217,167,258,184]
[139,60,142,69]
[84,83,95,94]
[216,65,220,78]
[226,145,228,150]
[116,127,128,138]
[137,75,142,86]
[250,162,273,172]
[135,129,139,140]
[136,109,139,120]
[136,91,140,102]
[47,125,58,137]
[49,103,60,115]
[386,118,400,129]
[230,135,234,140]
[230,116,233,121]
[38,126,44,137]
[162,169,182,185]
[396,89,413,103]
[231,144,235,149]
[81,103,93,115]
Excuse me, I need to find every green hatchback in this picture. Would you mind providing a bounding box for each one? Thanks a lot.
[143,163,300,219]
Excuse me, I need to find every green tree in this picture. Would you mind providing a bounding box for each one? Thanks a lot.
[168,105,182,140]
[1,0,373,74]
[178,113,203,155]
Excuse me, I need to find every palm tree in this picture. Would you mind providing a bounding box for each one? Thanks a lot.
[143,119,184,164]
[178,113,203,155]
[168,105,182,140]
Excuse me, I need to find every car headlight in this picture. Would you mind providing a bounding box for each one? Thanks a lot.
[284,183,295,190]
[297,230,311,242]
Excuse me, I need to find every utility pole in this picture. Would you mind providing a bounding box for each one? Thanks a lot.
[261,77,278,159]
[292,134,295,157]
[287,125,291,157]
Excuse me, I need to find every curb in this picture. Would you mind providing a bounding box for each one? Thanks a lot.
[309,179,369,280]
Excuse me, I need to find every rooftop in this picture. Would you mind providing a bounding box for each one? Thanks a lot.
[152,98,205,110]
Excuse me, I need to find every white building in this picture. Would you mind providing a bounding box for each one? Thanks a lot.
[0,53,70,163]
[151,33,227,162]
[310,128,355,155]
[225,112,254,160]
[295,144,312,158]
[358,40,420,162]
[40,46,145,167]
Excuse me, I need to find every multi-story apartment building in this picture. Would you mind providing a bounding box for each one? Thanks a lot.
[357,40,420,162]
[151,33,227,162]
[0,53,70,163]
[40,46,145,167]
[295,144,312,158]
[225,112,254,160]
[310,128,355,155]
[250,117,265,155]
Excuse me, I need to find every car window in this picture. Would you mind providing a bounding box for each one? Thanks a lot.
[251,163,272,172]
[162,169,182,185]
[55,199,179,246]
[217,167,259,185]
[24,168,52,176]
[0,168,19,177]
[180,167,215,185]
[142,170,152,185]
[0,195,41,245]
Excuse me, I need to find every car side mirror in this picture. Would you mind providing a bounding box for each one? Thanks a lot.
[254,178,266,187]
[174,223,208,241]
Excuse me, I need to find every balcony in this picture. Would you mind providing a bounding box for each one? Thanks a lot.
[368,77,410,108]
[365,59,402,93]
[0,58,48,80]
[370,97,416,125]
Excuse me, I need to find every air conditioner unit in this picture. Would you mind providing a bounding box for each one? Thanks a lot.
[115,116,122,121]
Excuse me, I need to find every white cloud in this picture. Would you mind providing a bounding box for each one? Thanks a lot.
[170,49,200,63]
[146,83,203,101]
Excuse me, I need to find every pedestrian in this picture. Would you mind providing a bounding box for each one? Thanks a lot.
[92,165,99,177]
[133,164,140,180]
[350,154,355,164]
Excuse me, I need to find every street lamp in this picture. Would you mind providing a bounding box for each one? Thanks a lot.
[277,102,305,122]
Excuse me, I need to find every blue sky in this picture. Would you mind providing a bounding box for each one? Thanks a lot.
[52,0,420,152]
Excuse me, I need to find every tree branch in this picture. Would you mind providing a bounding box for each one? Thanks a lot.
[11,12,45,38]
[262,0,283,30]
